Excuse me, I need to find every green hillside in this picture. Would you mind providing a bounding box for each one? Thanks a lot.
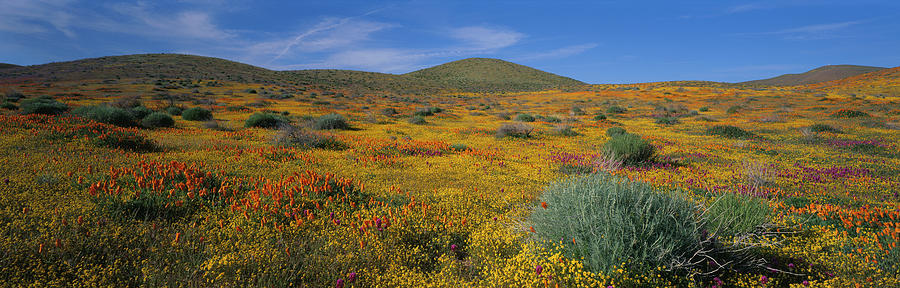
[405,58,585,92]
[740,64,885,86]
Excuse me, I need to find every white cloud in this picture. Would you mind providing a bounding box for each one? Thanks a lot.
[449,26,524,51]
[0,0,76,37]
[249,18,396,63]
[109,2,234,40]
[726,3,765,14]
[517,43,598,61]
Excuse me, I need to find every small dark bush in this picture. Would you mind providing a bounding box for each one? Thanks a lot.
[603,133,655,164]
[699,106,710,112]
[408,115,427,125]
[496,123,533,138]
[554,125,578,137]
[449,143,468,151]
[20,96,69,115]
[380,108,398,116]
[726,106,741,114]
[245,112,289,129]
[607,105,627,114]
[141,112,175,128]
[706,125,754,139]
[130,106,153,119]
[74,105,137,127]
[312,113,350,130]
[274,126,347,150]
[515,113,535,122]
[593,114,607,121]
[4,88,24,102]
[414,107,434,116]
[165,106,183,116]
[606,127,627,137]
[109,96,142,109]
[809,123,840,133]
[831,109,869,118]
[182,107,213,121]
[655,117,680,125]
[1,101,17,110]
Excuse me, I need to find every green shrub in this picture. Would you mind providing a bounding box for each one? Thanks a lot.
[20,96,69,115]
[606,127,627,137]
[607,105,627,114]
[74,105,137,127]
[699,106,710,112]
[1,101,18,110]
[130,106,153,119]
[182,107,213,121]
[554,125,578,137]
[380,108,398,116]
[655,117,680,125]
[603,133,655,164]
[496,123,533,138]
[726,106,741,114]
[449,143,468,151]
[245,112,289,129]
[529,173,701,274]
[831,109,869,118]
[141,112,175,128]
[704,193,770,236]
[274,126,347,150]
[165,106,183,116]
[809,123,840,133]
[706,125,754,139]
[312,113,349,130]
[593,114,607,121]
[414,107,435,116]
[515,113,535,122]
[408,115,427,125]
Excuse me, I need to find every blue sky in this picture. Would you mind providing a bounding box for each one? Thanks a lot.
[1,0,899,83]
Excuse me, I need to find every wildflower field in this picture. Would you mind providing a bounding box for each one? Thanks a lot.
[1,66,899,287]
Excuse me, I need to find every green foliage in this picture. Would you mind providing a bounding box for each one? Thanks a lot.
[706,125,754,139]
[655,117,680,125]
[607,105,627,114]
[449,143,468,151]
[593,114,607,121]
[515,113,535,122]
[496,123,533,138]
[408,115,427,125]
[705,193,770,236]
[554,125,578,137]
[74,105,137,127]
[165,106,183,116]
[380,108,398,116]
[699,106,710,112]
[312,113,350,130]
[141,112,175,128]
[529,173,701,274]
[130,106,153,119]
[245,112,289,129]
[726,106,741,114]
[1,101,18,110]
[831,109,869,118]
[20,96,69,115]
[274,126,347,150]
[809,123,840,133]
[606,127,627,137]
[603,133,655,164]
[404,57,584,93]
[182,107,213,121]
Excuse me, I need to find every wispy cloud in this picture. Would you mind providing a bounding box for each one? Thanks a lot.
[726,3,765,14]
[449,26,524,51]
[248,18,396,63]
[108,2,234,40]
[0,0,77,37]
[737,20,863,40]
[517,43,598,61]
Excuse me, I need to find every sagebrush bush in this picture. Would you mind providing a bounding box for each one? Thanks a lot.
[603,133,655,164]
[554,125,578,136]
[182,107,213,121]
[380,108,398,116]
[515,113,535,122]
[726,105,741,114]
[449,143,468,151]
[20,96,69,115]
[705,192,770,236]
[74,105,136,127]
[655,117,680,125]
[607,105,627,114]
[407,115,427,125]
[810,123,841,133]
[593,114,607,121]
[606,127,627,137]
[141,112,174,128]
[245,112,289,129]
[1,101,18,110]
[130,106,153,120]
[165,106,183,116]
[312,113,349,130]
[706,125,754,139]
[274,125,347,150]
[529,173,702,274]
[699,106,710,112]
[831,109,869,118]
[496,123,533,138]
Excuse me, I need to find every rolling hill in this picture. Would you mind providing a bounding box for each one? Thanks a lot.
[0,54,586,93]
[0,63,20,70]
[740,65,885,86]
[807,66,900,96]
[406,58,584,92]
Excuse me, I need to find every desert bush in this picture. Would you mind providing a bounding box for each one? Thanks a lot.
[312,113,350,130]
[570,106,585,116]
[274,125,347,150]
[4,88,24,102]
[529,173,702,274]
[130,106,153,120]
[602,133,655,164]
[165,106,183,116]
[607,105,627,114]
[74,105,137,127]
[141,112,175,128]
[554,125,578,136]
[809,123,840,133]
[831,109,869,118]
[593,114,607,121]
[496,123,533,138]
[408,115,427,125]
[449,143,468,151]
[699,106,710,112]
[245,112,289,129]
[20,96,69,115]
[705,192,770,236]
[743,161,776,189]
[496,112,512,120]
[515,113,535,122]
[182,107,213,121]
[380,108,398,116]
[109,96,142,108]
[706,125,754,139]
[726,105,741,114]
[414,107,441,116]
[655,117,680,125]
[605,127,627,137]
[2,101,18,110]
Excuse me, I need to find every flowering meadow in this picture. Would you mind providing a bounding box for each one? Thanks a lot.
[1,72,899,287]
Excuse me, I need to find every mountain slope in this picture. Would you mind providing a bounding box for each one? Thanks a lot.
[807,66,900,95]
[405,58,584,92]
[0,63,20,70]
[741,65,885,86]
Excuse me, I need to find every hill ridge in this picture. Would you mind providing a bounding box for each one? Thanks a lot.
[740,64,885,86]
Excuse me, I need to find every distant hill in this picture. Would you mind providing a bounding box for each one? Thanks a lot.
[0,54,584,93]
[405,58,584,92]
[807,66,900,95]
[0,63,20,69]
[740,65,885,86]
